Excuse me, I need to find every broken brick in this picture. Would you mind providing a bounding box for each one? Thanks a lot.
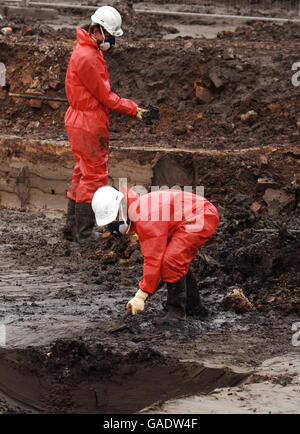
[21,74,32,86]
[256,178,279,193]
[250,201,262,213]
[268,103,280,112]
[263,188,295,216]
[222,288,255,314]
[21,26,34,36]
[29,99,42,108]
[49,80,62,90]
[47,101,61,110]
[29,78,41,89]
[208,71,224,89]
[256,154,268,169]
[194,85,214,104]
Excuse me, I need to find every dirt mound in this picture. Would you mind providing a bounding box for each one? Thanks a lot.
[223,231,300,314]
[0,339,249,413]
[0,0,164,40]
[21,339,166,378]
[113,0,164,38]
[87,232,143,265]
[218,21,300,42]
[1,18,300,149]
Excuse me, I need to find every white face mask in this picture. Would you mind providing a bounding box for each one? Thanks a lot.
[107,202,130,236]
[98,26,115,52]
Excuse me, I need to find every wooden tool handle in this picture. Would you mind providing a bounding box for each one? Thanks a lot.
[122,309,132,320]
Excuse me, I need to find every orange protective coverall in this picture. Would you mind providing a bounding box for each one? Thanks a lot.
[121,186,220,294]
[65,28,138,203]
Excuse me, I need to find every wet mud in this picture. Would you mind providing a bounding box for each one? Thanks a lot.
[0,198,299,412]
[0,0,299,414]
[0,341,250,413]
[1,7,300,151]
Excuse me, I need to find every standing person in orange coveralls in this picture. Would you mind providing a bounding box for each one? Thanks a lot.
[91,185,220,324]
[63,6,147,243]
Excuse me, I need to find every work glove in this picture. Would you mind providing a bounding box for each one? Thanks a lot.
[136,107,149,121]
[127,289,149,315]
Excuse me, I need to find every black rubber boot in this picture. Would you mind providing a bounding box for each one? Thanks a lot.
[75,202,100,243]
[186,269,209,318]
[62,199,77,242]
[156,275,187,325]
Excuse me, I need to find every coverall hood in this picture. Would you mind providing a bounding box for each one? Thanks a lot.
[76,27,98,48]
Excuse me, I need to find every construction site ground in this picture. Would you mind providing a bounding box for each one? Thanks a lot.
[0,0,299,415]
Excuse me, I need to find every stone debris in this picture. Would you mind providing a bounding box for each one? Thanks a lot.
[250,201,261,213]
[194,81,215,104]
[263,188,295,216]
[222,288,255,314]
[256,155,268,169]
[240,110,258,122]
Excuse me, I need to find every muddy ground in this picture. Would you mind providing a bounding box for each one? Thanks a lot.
[0,203,299,414]
[0,0,299,415]
[1,1,300,151]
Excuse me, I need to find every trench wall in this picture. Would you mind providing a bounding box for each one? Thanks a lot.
[0,136,170,212]
[0,135,298,214]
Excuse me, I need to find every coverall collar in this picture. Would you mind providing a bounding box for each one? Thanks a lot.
[76,27,98,49]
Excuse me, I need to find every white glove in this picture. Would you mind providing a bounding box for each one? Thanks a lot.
[136,107,149,121]
[127,289,149,315]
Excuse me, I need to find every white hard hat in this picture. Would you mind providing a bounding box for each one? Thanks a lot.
[92,186,124,226]
[91,5,123,37]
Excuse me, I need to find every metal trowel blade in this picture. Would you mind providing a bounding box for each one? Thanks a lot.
[108,309,132,333]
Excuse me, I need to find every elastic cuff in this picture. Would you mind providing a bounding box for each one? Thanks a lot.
[136,289,149,301]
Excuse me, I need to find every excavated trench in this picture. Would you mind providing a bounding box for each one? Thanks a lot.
[0,343,251,414]
[0,1,300,414]
[0,134,298,214]
[0,138,298,414]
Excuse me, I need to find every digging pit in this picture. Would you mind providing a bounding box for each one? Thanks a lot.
[0,0,299,414]
[0,134,298,215]
[0,342,251,414]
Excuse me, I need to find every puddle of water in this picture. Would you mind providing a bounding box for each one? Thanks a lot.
[163,22,238,40]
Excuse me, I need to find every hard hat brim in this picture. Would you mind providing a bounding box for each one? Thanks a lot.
[94,192,124,227]
[114,28,123,37]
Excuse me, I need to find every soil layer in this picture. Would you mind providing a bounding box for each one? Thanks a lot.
[0,0,299,414]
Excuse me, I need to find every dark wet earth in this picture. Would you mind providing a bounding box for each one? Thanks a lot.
[0,0,300,414]
[0,206,299,413]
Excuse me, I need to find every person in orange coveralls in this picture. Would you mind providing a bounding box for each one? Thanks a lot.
[63,6,147,243]
[91,185,220,324]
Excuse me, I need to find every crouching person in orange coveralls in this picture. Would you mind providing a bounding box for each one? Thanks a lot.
[91,185,219,324]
